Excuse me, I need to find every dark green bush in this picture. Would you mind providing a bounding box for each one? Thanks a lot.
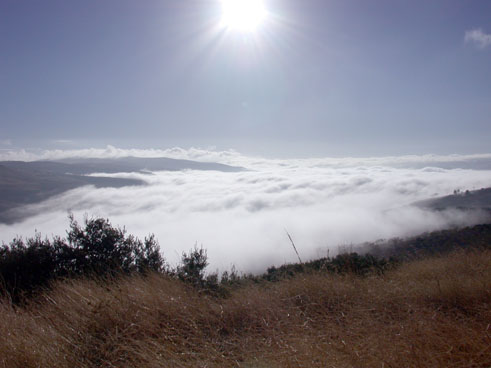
[330,252,390,275]
[0,235,58,302]
[0,215,165,303]
[177,246,208,287]
[65,215,164,275]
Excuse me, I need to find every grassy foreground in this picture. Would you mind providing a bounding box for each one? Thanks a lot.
[1,249,490,368]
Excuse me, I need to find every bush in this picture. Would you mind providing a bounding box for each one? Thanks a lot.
[0,215,165,303]
[65,215,164,275]
[177,246,208,287]
[330,252,390,275]
[0,235,58,303]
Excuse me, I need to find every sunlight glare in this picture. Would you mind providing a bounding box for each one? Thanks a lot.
[220,0,267,32]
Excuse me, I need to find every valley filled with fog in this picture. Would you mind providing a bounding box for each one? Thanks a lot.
[1,147,491,272]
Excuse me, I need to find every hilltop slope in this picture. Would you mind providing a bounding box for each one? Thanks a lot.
[1,248,489,368]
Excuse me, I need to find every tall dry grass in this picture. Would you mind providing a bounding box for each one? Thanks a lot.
[1,249,490,367]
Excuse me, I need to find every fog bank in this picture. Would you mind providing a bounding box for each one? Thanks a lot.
[1,148,491,273]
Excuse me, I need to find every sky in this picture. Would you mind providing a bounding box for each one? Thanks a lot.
[1,0,491,157]
[1,1,491,271]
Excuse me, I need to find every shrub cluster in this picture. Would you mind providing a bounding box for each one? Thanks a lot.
[262,252,396,282]
[9,215,484,303]
[0,215,401,303]
[0,216,228,303]
[0,216,164,303]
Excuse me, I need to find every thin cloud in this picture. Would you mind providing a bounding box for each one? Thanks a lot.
[465,28,491,49]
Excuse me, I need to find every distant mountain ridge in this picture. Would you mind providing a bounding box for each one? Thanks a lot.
[0,157,244,224]
[2,156,244,175]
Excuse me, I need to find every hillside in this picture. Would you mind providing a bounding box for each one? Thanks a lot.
[416,187,491,214]
[360,223,491,260]
[1,249,489,368]
[0,222,490,367]
[0,157,244,224]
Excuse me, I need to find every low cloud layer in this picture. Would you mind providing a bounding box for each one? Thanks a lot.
[1,149,491,273]
[465,28,491,49]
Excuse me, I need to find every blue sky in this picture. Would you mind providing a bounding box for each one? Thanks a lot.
[1,0,490,157]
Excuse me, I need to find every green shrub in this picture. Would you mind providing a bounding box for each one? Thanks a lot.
[0,235,58,302]
[0,215,165,303]
[177,246,208,287]
[65,215,164,275]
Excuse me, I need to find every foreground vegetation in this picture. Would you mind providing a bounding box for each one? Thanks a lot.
[1,219,490,367]
[0,248,489,367]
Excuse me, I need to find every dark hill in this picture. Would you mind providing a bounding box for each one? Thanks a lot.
[0,157,244,224]
[415,187,491,214]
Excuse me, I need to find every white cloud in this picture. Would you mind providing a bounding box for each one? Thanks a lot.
[465,28,491,49]
[1,153,491,273]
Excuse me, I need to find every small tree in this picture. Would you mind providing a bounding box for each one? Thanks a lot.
[66,214,164,275]
[177,246,208,287]
[0,215,166,303]
[135,234,166,274]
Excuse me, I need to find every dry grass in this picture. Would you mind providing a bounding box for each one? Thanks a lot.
[1,249,490,368]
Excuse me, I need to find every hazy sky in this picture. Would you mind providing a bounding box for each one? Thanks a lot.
[1,0,490,156]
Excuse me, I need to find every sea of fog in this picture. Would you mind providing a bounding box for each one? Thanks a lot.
[2,146,491,273]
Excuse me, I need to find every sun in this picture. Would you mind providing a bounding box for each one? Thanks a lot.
[220,0,267,32]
